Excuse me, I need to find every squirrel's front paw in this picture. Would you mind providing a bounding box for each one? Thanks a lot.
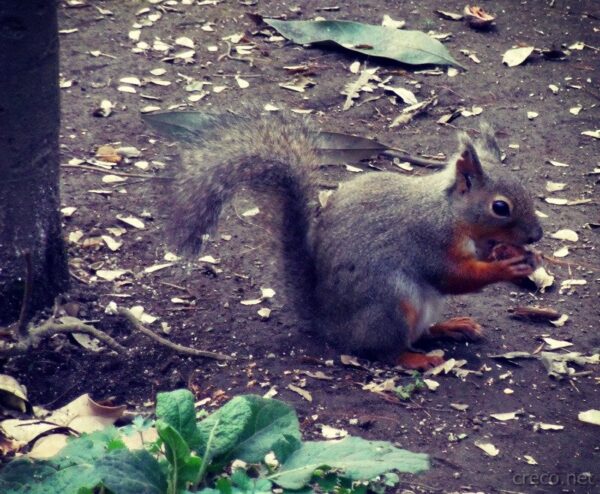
[396,352,444,371]
[495,255,535,280]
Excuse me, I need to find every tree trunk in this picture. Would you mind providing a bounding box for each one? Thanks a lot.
[0,1,69,324]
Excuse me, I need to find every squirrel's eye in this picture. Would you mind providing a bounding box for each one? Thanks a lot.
[492,200,511,217]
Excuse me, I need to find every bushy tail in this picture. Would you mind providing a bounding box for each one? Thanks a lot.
[165,107,320,314]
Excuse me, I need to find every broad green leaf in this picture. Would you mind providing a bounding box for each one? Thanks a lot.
[156,389,201,449]
[96,449,167,494]
[157,421,202,489]
[52,427,123,468]
[270,436,429,489]
[264,19,463,68]
[0,458,101,494]
[157,421,191,464]
[197,395,301,466]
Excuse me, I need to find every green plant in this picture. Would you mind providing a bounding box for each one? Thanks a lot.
[0,391,429,493]
[394,372,426,401]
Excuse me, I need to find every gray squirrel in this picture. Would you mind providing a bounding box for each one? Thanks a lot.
[164,108,543,369]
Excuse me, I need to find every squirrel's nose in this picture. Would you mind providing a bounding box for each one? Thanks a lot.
[527,225,543,244]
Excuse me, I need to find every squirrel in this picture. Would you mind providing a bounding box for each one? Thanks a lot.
[165,107,543,370]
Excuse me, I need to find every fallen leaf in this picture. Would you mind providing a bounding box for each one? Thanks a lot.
[549,314,569,327]
[0,375,29,413]
[550,229,578,242]
[70,332,104,352]
[546,181,566,192]
[381,84,418,105]
[381,14,405,29]
[502,46,534,67]
[102,174,127,184]
[535,422,564,431]
[263,19,463,67]
[93,99,114,118]
[287,384,312,402]
[436,10,463,21]
[528,266,554,292]
[475,441,500,456]
[117,85,136,94]
[581,130,600,139]
[117,215,145,229]
[540,351,599,379]
[552,246,569,258]
[578,410,600,427]
[340,354,362,367]
[198,255,219,264]
[257,307,271,319]
[543,337,573,351]
[96,269,127,281]
[490,411,521,421]
[423,379,439,391]
[61,206,77,217]
[261,287,275,299]
[320,424,348,439]
[143,262,174,274]
[235,76,249,89]
[547,159,569,167]
[119,76,141,86]
[463,5,495,29]
[560,279,587,293]
[569,105,582,115]
[175,36,195,49]
[129,305,158,324]
[342,67,378,110]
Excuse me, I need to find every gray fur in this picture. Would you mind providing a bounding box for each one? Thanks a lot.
[166,109,542,363]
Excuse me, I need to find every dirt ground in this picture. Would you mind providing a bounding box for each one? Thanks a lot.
[2,1,600,493]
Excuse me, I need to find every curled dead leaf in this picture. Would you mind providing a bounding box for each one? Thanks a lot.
[463,5,496,29]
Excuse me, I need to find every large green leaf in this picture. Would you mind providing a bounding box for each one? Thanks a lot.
[156,389,201,450]
[52,427,123,468]
[264,19,463,68]
[157,420,202,490]
[197,395,301,466]
[269,436,429,489]
[0,458,101,494]
[96,449,168,494]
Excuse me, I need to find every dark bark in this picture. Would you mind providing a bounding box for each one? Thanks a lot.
[0,1,69,324]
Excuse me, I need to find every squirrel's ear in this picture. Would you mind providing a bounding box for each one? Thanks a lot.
[479,121,502,161]
[453,134,484,194]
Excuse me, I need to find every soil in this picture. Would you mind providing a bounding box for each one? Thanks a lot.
[2,1,600,493]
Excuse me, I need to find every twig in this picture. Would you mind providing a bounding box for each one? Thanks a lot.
[217,41,254,65]
[159,281,190,292]
[15,250,33,339]
[25,320,127,353]
[117,308,232,361]
[61,163,169,180]
[541,253,599,272]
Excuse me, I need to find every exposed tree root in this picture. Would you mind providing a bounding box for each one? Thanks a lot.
[0,252,232,361]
